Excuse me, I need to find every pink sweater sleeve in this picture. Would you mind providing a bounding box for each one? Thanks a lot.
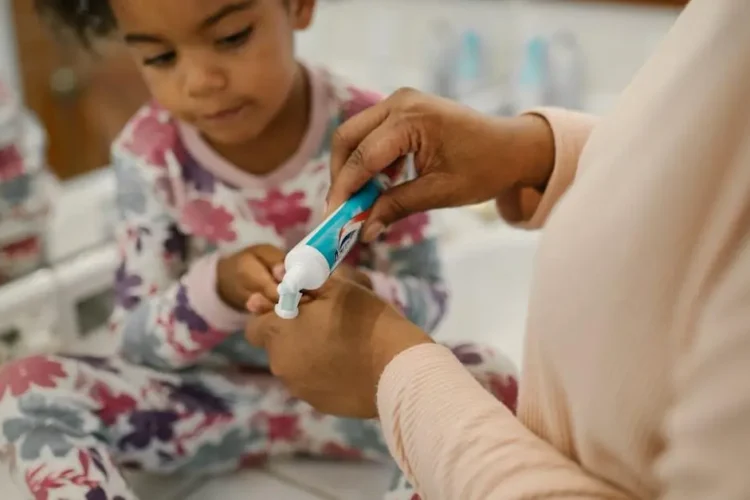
[499,108,598,229]
[377,344,629,499]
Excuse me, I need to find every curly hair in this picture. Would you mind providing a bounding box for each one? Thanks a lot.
[35,0,117,46]
[36,0,295,47]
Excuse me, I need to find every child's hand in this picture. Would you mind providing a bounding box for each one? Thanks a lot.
[246,263,372,316]
[216,245,286,311]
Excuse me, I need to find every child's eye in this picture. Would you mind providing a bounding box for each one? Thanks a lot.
[216,27,253,49]
[143,51,177,68]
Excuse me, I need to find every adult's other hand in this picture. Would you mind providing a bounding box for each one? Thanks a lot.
[328,88,555,241]
[245,276,432,418]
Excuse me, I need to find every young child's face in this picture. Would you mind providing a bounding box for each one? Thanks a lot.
[111,0,315,145]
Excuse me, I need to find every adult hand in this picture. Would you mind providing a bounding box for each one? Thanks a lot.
[328,88,555,241]
[330,263,373,290]
[216,244,286,311]
[245,276,432,418]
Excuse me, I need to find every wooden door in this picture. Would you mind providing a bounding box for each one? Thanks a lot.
[11,0,149,180]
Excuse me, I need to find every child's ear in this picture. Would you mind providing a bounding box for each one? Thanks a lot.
[290,0,316,30]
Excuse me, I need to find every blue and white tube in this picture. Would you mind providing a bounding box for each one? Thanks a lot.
[275,178,383,319]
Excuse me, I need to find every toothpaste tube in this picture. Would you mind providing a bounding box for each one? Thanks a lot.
[275,178,383,319]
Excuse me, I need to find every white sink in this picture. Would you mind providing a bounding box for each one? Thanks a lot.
[434,221,540,367]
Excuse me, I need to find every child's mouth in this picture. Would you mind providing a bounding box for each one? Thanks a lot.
[202,104,248,123]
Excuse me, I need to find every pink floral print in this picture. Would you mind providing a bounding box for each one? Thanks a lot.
[25,450,105,500]
[487,373,519,414]
[181,199,237,243]
[384,213,429,245]
[247,189,312,234]
[0,356,67,400]
[121,104,181,168]
[0,145,24,181]
[265,414,301,442]
[90,383,138,426]
[1,235,41,258]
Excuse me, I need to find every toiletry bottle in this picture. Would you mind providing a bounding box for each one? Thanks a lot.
[514,36,550,113]
[425,19,459,99]
[547,30,586,110]
[455,29,485,102]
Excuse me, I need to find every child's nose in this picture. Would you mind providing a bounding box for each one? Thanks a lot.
[184,61,228,99]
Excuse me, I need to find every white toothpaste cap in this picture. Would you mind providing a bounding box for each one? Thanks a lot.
[275,280,302,320]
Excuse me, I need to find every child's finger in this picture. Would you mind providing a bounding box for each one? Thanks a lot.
[262,279,281,303]
[252,245,286,276]
[238,252,282,302]
[247,293,275,315]
[273,264,285,282]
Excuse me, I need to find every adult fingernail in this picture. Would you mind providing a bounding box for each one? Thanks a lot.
[363,222,385,242]
[273,264,285,281]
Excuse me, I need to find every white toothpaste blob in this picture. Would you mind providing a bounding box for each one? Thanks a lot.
[274,178,384,319]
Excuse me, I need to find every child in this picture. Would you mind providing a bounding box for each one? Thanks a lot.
[0,1,519,499]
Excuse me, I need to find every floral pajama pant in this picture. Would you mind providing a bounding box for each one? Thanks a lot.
[0,343,518,500]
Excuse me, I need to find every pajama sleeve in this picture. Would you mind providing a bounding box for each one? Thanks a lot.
[109,145,248,370]
[351,162,447,333]
[359,218,446,334]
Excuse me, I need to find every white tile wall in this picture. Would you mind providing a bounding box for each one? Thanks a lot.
[299,0,681,98]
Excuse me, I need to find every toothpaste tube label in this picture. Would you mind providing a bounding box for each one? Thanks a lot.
[303,179,382,270]
[334,209,370,267]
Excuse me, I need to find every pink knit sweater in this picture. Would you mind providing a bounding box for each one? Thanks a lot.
[377,1,750,498]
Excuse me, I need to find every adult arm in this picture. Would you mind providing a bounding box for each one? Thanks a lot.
[498,109,597,229]
[327,89,597,241]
